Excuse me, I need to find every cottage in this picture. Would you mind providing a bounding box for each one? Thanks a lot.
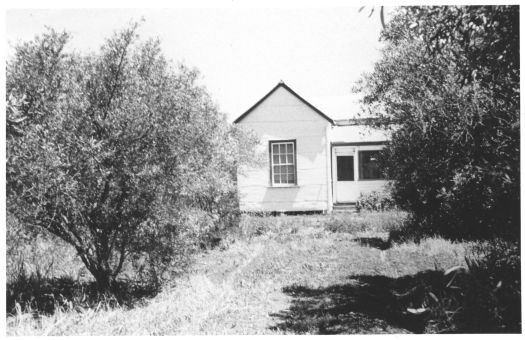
[234,81,389,213]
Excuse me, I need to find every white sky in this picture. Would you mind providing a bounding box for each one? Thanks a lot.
[6,6,388,121]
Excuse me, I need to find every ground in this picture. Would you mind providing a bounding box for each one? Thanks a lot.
[7,211,474,335]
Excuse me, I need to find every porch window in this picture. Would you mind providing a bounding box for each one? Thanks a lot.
[270,140,296,185]
[359,150,384,180]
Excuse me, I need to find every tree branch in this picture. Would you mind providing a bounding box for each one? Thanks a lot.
[102,28,136,120]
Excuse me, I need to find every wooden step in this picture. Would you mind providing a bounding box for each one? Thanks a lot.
[332,203,357,212]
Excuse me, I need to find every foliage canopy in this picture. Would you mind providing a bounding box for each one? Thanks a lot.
[357,6,519,239]
[6,24,258,291]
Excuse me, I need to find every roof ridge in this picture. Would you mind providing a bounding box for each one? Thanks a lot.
[233,82,334,125]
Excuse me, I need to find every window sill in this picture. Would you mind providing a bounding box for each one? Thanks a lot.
[267,185,300,188]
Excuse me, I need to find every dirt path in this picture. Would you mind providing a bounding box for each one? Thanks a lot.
[184,227,414,334]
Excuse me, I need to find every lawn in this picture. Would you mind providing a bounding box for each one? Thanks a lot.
[7,211,482,335]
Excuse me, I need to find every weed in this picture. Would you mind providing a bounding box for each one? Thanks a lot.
[6,211,520,335]
[325,210,408,235]
[424,240,521,333]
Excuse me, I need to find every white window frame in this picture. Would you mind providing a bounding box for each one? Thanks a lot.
[357,145,385,181]
[269,140,297,186]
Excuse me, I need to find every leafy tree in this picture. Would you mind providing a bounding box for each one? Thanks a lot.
[357,6,519,239]
[7,24,258,292]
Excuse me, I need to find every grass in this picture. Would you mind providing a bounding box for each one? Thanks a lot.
[6,211,517,335]
[7,229,85,283]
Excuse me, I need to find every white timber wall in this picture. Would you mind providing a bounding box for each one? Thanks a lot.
[237,87,331,212]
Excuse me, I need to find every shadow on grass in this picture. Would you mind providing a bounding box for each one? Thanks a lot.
[270,270,444,334]
[6,275,160,316]
[353,237,392,250]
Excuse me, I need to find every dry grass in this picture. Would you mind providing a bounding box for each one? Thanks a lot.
[7,211,477,335]
[7,232,85,283]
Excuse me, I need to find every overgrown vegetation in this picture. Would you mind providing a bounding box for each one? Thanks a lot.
[6,23,258,292]
[9,211,518,335]
[425,240,521,333]
[354,6,520,333]
[357,6,519,240]
[6,6,520,335]
[355,190,397,212]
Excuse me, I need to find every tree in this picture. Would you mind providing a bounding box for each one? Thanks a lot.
[6,24,258,292]
[356,6,519,239]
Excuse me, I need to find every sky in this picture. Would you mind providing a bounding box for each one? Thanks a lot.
[6,6,388,121]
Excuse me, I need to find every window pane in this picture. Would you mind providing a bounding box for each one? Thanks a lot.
[359,151,383,180]
[337,156,354,181]
[270,141,296,185]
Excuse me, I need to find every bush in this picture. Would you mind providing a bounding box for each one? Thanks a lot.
[6,25,258,292]
[355,191,397,212]
[423,240,521,333]
[357,6,519,240]
[6,204,241,313]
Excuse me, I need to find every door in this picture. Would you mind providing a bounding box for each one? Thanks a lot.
[333,146,359,203]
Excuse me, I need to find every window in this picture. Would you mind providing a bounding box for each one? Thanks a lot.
[270,140,296,185]
[359,150,384,180]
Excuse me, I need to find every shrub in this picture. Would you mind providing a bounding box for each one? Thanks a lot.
[6,25,258,292]
[421,241,521,333]
[457,241,521,332]
[355,191,397,212]
[6,204,240,313]
[357,6,519,240]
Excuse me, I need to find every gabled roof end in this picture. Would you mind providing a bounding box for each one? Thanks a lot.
[233,81,334,125]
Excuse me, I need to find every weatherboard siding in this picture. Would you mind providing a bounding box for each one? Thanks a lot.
[237,86,331,212]
[329,125,390,144]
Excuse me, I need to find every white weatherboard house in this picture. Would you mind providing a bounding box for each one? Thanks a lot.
[234,82,389,213]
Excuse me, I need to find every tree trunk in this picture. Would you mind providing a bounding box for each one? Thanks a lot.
[77,252,114,294]
[92,269,112,294]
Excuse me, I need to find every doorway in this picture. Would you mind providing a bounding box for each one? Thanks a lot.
[332,146,359,203]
